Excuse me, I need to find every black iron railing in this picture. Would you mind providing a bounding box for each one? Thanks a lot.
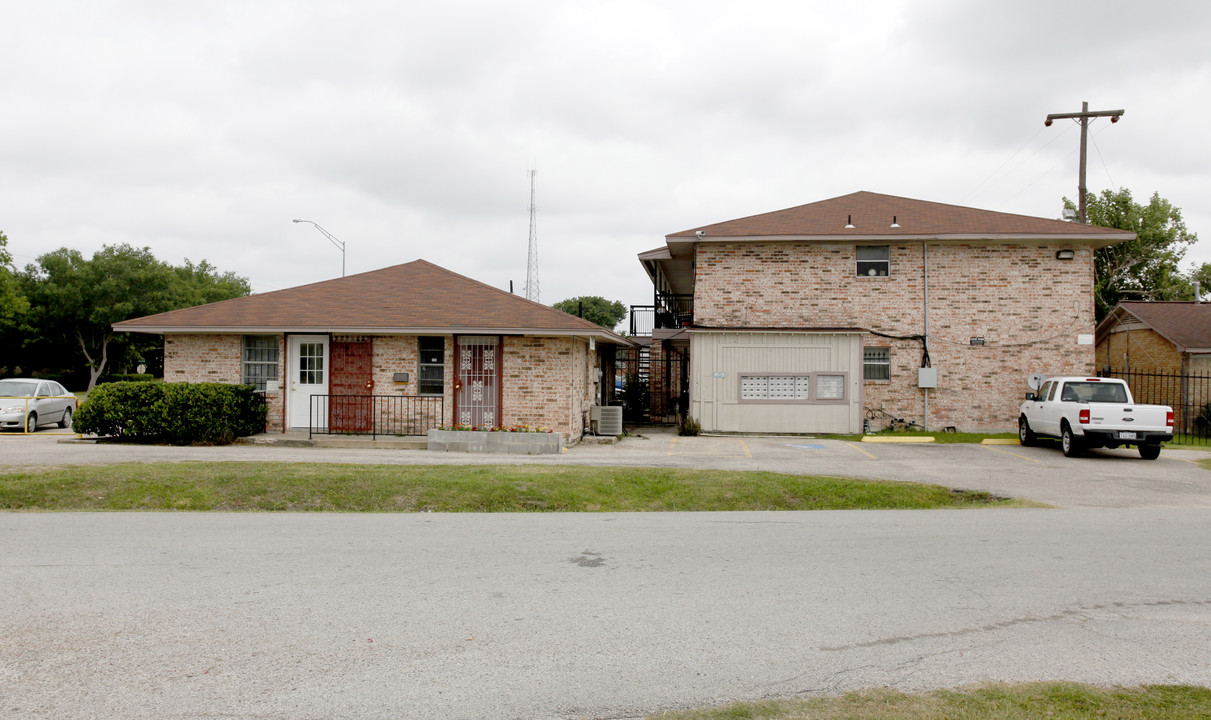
[630,293,694,336]
[1098,369,1209,445]
[308,394,444,439]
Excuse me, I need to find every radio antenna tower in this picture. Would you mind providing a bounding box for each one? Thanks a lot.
[525,168,540,302]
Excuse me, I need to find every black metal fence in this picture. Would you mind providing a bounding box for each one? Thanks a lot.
[308,395,444,439]
[614,347,689,423]
[1098,369,1209,445]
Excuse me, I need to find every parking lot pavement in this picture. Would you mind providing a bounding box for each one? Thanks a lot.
[2,428,1210,509]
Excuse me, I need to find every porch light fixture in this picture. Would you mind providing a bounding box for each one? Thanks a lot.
[293,219,346,277]
[1055,249,1075,260]
[845,215,855,229]
[890,216,901,228]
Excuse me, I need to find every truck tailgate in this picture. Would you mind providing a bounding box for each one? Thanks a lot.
[1086,403,1171,432]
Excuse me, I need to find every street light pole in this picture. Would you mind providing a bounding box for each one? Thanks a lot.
[292,219,346,277]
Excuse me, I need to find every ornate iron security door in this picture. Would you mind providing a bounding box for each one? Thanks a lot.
[454,336,501,428]
[329,337,373,432]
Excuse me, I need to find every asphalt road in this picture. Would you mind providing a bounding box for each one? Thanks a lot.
[3,510,1210,720]
[2,430,1210,719]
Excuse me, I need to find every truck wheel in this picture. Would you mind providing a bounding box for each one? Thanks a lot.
[1139,444,1161,460]
[1061,423,1082,457]
[1018,417,1037,446]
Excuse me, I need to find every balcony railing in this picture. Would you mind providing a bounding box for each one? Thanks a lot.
[630,294,694,336]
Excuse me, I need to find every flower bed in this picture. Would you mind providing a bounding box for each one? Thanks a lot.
[427,428,563,455]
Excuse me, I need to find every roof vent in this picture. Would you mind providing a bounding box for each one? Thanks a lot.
[890,216,900,228]
[844,215,855,229]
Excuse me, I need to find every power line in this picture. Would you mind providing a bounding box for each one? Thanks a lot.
[961,125,1047,205]
[1090,124,1117,190]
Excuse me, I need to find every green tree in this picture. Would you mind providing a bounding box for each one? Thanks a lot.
[552,296,628,330]
[1187,262,1211,298]
[0,231,29,322]
[173,259,251,306]
[1066,188,1198,317]
[20,244,251,390]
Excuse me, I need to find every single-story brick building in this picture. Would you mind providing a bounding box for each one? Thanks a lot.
[1096,301,1211,375]
[114,260,631,442]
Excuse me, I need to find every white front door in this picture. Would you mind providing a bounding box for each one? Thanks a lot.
[288,335,329,428]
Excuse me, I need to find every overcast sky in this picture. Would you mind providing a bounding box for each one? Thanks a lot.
[3,0,1209,317]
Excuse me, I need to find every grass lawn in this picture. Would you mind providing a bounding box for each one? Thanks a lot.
[648,682,1211,719]
[0,462,1027,512]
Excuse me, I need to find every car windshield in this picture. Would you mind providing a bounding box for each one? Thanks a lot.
[0,380,38,397]
[1061,381,1128,404]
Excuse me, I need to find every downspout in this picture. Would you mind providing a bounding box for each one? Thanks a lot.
[923,242,929,432]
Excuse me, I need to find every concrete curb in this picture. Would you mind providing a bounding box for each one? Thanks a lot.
[861,436,936,443]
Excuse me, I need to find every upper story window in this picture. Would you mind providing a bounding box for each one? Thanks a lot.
[418,337,445,396]
[857,245,890,277]
[242,335,278,391]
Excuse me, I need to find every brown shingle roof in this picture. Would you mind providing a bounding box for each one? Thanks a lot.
[1116,301,1211,352]
[114,259,628,342]
[668,190,1135,241]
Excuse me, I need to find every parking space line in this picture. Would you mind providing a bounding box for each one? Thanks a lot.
[980,444,1040,463]
[846,442,876,459]
[738,439,752,458]
[667,436,678,455]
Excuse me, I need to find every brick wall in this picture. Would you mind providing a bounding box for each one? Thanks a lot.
[1096,326,1183,374]
[693,242,1097,430]
[164,332,600,442]
[501,336,598,442]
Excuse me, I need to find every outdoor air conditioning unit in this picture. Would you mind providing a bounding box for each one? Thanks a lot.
[590,405,623,436]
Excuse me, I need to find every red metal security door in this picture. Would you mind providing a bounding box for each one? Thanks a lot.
[330,338,373,432]
[454,336,501,428]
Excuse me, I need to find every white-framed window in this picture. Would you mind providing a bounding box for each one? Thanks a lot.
[863,347,890,380]
[857,245,890,276]
[242,335,279,391]
[418,337,445,396]
[739,373,848,403]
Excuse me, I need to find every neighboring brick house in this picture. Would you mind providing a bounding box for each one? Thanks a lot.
[1095,301,1211,433]
[635,191,1135,433]
[114,260,631,443]
[1096,301,1211,375]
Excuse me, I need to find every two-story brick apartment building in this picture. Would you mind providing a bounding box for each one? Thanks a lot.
[636,191,1134,433]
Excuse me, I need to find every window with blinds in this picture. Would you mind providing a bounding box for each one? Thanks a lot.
[242,336,278,391]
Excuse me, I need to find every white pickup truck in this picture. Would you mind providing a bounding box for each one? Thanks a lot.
[1018,376,1174,459]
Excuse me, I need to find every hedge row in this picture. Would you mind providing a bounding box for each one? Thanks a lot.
[73,382,267,444]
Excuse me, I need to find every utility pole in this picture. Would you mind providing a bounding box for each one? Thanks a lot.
[1044,101,1124,224]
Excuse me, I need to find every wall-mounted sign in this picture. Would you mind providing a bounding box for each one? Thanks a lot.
[713,371,726,378]
[1077,334,1094,345]
[969,337,985,346]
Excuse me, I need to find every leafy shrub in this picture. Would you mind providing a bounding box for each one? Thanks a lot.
[73,382,267,444]
[104,373,157,383]
[678,414,701,436]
